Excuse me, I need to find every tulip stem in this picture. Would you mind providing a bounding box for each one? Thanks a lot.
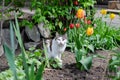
[109,19,112,27]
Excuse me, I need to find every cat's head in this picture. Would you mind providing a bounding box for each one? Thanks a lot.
[54,32,67,46]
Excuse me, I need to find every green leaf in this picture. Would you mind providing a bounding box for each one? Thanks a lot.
[58,22,63,29]
[117,71,120,79]
[109,60,120,66]
[29,63,35,80]
[75,36,81,49]
[75,49,83,63]
[87,44,94,52]
[10,21,15,56]
[35,63,45,80]
[80,56,93,70]
[14,13,29,80]
[3,43,18,80]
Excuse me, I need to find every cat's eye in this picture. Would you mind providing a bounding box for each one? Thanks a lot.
[57,39,61,41]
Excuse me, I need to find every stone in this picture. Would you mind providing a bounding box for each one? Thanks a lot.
[25,26,40,42]
[0,45,4,56]
[37,22,51,38]
[24,42,39,50]
[2,29,18,50]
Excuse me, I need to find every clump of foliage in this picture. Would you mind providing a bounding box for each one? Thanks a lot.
[3,14,46,80]
[67,8,120,71]
[1,0,120,80]
[108,49,120,80]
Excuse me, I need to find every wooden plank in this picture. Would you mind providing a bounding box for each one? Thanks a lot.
[108,1,120,9]
[116,3,120,9]
[107,9,120,14]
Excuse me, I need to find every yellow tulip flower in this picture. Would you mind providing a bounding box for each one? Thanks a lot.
[100,9,107,15]
[110,13,116,20]
[86,27,94,36]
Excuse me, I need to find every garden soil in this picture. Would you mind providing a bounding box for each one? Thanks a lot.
[0,50,113,80]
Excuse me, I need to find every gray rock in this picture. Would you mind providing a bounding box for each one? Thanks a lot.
[38,22,51,38]
[0,45,4,56]
[25,26,40,42]
[24,42,39,50]
[2,29,18,50]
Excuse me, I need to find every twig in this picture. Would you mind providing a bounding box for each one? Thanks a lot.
[0,0,14,46]
[0,2,13,12]
[0,0,5,46]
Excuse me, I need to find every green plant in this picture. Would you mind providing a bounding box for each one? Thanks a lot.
[67,8,120,71]
[75,48,93,70]
[68,18,94,70]
[49,58,62,69]
[0,69,25,80]
[3,13,46,80]
[78,0,96,8]
[108,50,120,80]
[30,0,80,34]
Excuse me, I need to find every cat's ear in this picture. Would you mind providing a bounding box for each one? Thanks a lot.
[63,33,67,39]
[55,32,59,37]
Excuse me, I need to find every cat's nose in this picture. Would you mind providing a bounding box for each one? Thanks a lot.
[60,42,63,45]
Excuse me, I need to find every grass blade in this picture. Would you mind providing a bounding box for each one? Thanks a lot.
[30,63,35,80]
[10,21,15,57]
[35,63,45,80]
[3,43,18,80]
[13,12,29,80]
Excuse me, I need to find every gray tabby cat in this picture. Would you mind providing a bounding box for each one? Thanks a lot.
[45,33,67,65]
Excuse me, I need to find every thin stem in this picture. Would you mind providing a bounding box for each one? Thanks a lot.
[109,19,112,27]
[0,0,13,46]
[0,2,13,12]
[0,0,5,46]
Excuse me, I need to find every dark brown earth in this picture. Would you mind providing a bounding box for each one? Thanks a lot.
[0,50,113,80]
[0,55,9,72]
[43,50,112,80]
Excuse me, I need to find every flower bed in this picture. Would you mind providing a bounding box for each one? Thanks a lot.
[0,0,120,80]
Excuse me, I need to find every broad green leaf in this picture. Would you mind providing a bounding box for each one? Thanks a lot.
[80,56,93,70]
[109,60,120,66]
[75,49,82,63]
[87,44,94,52]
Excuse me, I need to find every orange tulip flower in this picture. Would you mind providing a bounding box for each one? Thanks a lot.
[76,9,85,19]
